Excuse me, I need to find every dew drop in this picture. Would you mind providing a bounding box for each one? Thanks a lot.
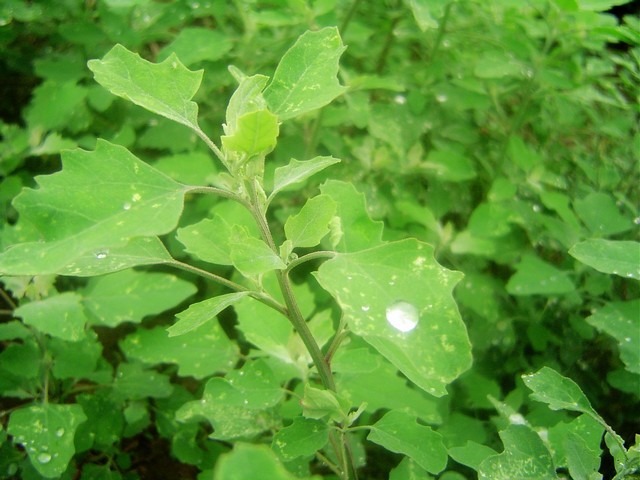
[436,93,448,103]
[508,413,526,425]
[132,193,142,202]
[394,94,406,105]
[37,452,52,464]
[361,305,370,312]
[94,249,109,260]
[386,301,419,332]
[532,204,541,213]
[55,428,65,437]
[442,39,451,48]
[634,216,640,225]
[123,202,132,211]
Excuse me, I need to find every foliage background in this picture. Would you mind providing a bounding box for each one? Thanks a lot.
[0,0,638,479]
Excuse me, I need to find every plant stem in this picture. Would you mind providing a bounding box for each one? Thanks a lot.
[286,250,336,273]
[168,260,287,316]
[246,183,336,392]
[193,126,229,171]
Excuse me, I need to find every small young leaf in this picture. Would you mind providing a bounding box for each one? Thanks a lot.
[168,292,251,337]
[367,410,447,474]
[284,195,336,248]
[112,362,173,400]
[569,239,640,280]
[88,44,203,131]
[82,270,196,328]
[0,140,188,276]
[15,292,87,342]
[506,254,575,295]
[272,417,329,461]
[264,27,347,120]
[301,384,345,422]
[270,156,340,200]
[315,239,471,396]
[8,404,87,478]
[229,226,286,276]
[477,425,557,480]
[587,300,640,374]
[521,367,597,416]
[221,109,279,158]
[215,443,314,480]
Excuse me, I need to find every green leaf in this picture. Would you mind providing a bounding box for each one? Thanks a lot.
[177,200,259,266]
[230,226,286,276]
[574,192,632,236]
[478,425,558,480]
[15,292,87,341]
[157,27,232,65]
[8,404,87,478]
[25,80,87,131]
[120,323,239,379]
[82,270,196,327]
[569,239,640,280]
[221,110,279,158]
[448,441,499,470]
[224,69,269,134]
[315,239,471,396]
[0,140,188,276]
[521,367,597,416]
[506,254,575,295]
[272,417,328,461]
[112,362,173,400]
[408,0,449,31]
[176,360,282,440]
[270,156,340,200]
[319,180,384,253]
[546,414,603,473]
[49,334,102,379]
[168,292,251,337]
[423,148,476,182]
[76,391,125,449]
[301,384,346,422]
[389,457,434,480]
[215,443,318,480]
[565,431,603,480]
[284,195,336,248]
[58,237,173,277]
[587,300,640,374]
[88,44,203,131]
[367,410,447,474]
[264,27,346,120]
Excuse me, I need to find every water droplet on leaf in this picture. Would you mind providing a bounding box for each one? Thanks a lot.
[37,452,52,464]
[55,428,65,437]
[123,202,132,210]
[361,305,370,312]
[94,250,109,260]
[386,301,419,332]
[436,93,448,103]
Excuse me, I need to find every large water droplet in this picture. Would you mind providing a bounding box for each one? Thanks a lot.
[94,250,109,260]
[123,202,132,211]
[37,452,52,464]
[55,428,65,437]
[386,301,419,332]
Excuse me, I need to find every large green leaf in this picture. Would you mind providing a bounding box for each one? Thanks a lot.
[587,300,640,374]
[57,237,173,277]
[315,239,471,396]
[264,27,346,120]
[0,140,188,276]
[477,425,558,480]
[157,27,232,66]
[88,44,203,131]
[15,292,87,341]
[82,270,196,327]
[569,239,640,280]
[506,254,575,295]
[8,404,87,478]
[367,410,448,474]
[284,195,336,248]
[215,443,320,480]
[120,323,239,379]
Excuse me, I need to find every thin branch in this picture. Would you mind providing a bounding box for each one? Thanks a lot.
[286,251,336,273]
[167,260,287,316]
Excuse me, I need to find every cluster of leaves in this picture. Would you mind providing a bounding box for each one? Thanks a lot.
[0,1,638,479]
